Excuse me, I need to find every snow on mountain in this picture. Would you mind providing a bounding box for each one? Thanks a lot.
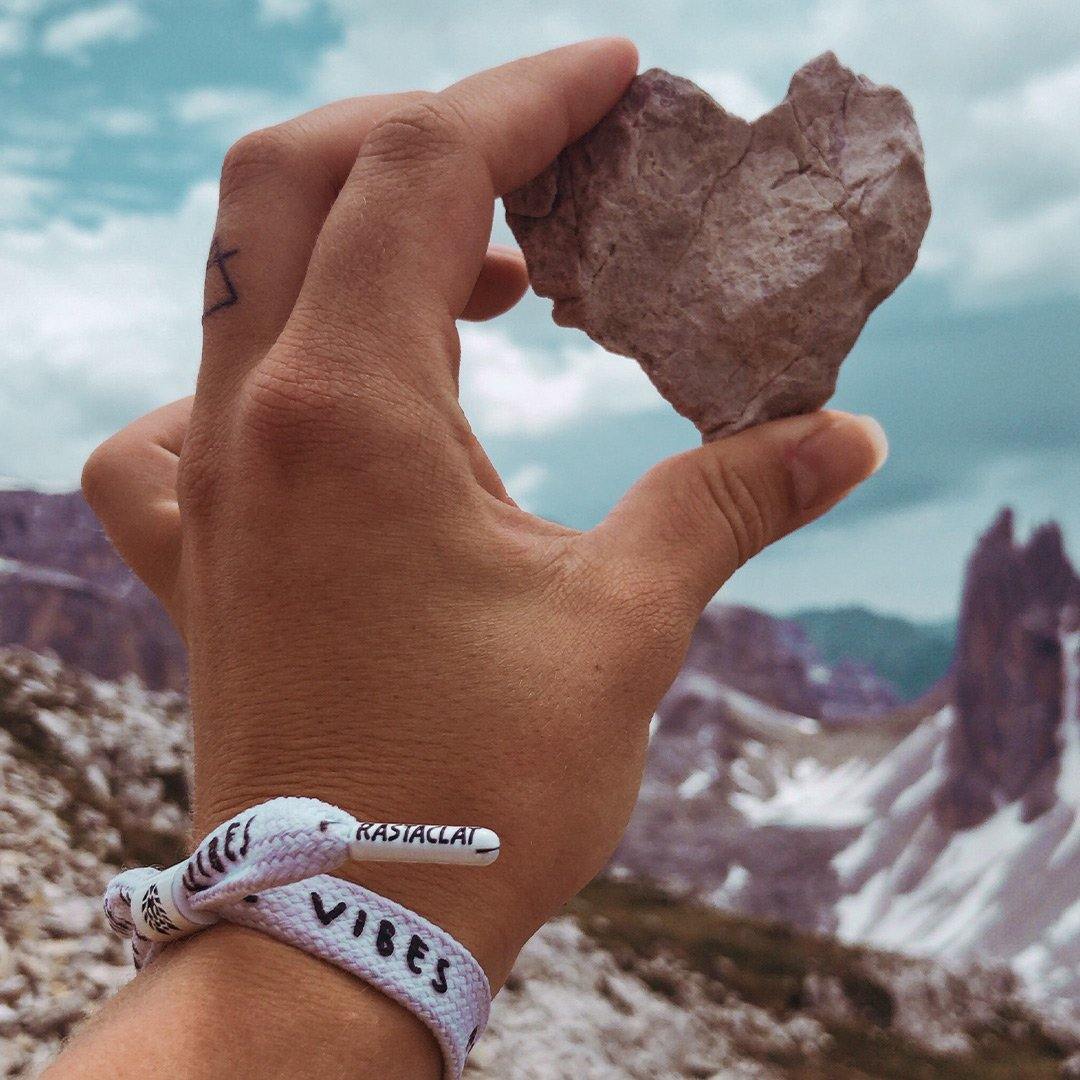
[620,511,1080,1009]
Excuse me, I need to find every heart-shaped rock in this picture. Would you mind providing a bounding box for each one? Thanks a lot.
[504,52,931,440]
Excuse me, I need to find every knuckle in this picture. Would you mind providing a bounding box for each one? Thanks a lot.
[219,126,306,201]
[362,95,470,167]
[238,349,423,471]
[80,436,126,511]
[240,354,347,452]
[692,456,772,569]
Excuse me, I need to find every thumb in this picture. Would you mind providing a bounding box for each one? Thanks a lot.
[590,410,888,610]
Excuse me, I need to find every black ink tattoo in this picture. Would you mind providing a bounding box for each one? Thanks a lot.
[203,235,240,320]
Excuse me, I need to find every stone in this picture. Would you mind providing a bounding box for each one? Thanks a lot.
[505,53,931,440]
[936,509,1080,828]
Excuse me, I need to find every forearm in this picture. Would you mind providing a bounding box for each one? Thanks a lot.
[46,923,441,1080]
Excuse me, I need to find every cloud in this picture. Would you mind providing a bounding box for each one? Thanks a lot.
[41,2,149,60]
[172,87,297,142]
[0,16,25,52]
[0,170,58,223]
[259,0,317,22]
[87,106,156,136]
[0,181,214,485]
[690,70,771,120]
[503,463,548,512]
[458,325,662,439]
[961,193,1080,300]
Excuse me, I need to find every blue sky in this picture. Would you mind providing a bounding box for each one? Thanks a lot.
[3,0,1079,619]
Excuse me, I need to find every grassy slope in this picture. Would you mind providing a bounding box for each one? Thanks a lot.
[570,879,1066,1079]
[788,607,956,702]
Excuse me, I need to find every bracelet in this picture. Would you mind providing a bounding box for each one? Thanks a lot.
[103,797,499,1079]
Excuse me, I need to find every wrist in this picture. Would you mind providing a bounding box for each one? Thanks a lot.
[51,922,441,1080]
[191,761,530,990]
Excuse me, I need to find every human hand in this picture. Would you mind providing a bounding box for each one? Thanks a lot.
[82,38,886,990]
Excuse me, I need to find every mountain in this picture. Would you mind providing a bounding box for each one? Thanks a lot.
[3,647,1077,1079]
[620,508,1080,1011]
[789,606,955,701]
[680,603,901,723]
[0,490,184,690]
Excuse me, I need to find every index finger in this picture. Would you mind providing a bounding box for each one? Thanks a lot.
[289,39,638,358]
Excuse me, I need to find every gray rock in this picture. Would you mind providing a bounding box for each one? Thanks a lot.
[505,53,931,440]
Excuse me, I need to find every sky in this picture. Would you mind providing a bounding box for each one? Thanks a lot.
[3,0,1078,620]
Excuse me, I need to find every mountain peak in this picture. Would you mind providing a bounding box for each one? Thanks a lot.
[939,512,1080,828]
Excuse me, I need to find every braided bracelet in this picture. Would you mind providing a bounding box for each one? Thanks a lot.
[104,796,500,1079]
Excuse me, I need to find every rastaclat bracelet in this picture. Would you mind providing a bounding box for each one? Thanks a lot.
[103,797,500,1079]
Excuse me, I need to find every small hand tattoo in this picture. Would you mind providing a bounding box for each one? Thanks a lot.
[203,235,240,320]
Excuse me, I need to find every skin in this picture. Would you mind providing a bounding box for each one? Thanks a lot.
[46,38,887,1080]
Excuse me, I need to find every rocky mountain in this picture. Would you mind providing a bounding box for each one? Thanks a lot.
[0,490,184,691]
[620,509,1080,1012]
[3,647,1077,1079]
[680,603,900,723]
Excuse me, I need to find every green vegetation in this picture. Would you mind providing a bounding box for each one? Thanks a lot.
[789,606,956,701]
[570,878,1066,1079]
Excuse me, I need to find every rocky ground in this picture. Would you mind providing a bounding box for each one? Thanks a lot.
[3,646,1080,1078]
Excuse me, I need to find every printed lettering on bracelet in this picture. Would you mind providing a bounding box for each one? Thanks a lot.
[310,890,453,994]
[355,822,479,846]
[140,881,181,937]
[182,813,256,893]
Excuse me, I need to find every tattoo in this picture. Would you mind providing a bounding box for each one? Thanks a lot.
[203,235,240,320]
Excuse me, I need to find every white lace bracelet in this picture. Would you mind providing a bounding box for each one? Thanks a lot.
[103,796,500,1079]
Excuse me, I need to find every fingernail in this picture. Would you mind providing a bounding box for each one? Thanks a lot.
[788,414,888,510]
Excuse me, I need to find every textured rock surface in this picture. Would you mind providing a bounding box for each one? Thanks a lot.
[938,508,1080,828]
[505,52,931,439]
[0,648,189,1076]
[0,490,185,691]
[680,604,899,722]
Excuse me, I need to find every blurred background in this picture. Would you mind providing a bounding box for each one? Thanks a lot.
[2,2,1079,1077]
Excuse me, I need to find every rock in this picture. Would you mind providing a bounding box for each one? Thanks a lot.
[937,509,1080,828]
[0,489,186,691]
[21,993,86,1039]
[0,937,14,982]
[506,53,930,440]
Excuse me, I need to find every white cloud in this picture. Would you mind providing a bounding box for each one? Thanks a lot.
[503,463,548,512]
[962,193,1080,300]
[0,16,25,52]
[0,181,215,485]
[172,87,296,141]
[88,106,156,136]
[458,325,662,439]
[690,70,771,120]
[0,171,57,223]
[41,1,148,60]
[259,0,317,21]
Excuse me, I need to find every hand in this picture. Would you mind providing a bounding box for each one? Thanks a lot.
[81,39,886,992]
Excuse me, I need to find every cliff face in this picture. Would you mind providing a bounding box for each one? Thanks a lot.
[681,603,899,723]
[939,509,1080,827]
[0,491,185,690]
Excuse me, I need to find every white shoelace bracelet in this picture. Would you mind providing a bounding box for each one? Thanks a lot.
[103,796,499,1079]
